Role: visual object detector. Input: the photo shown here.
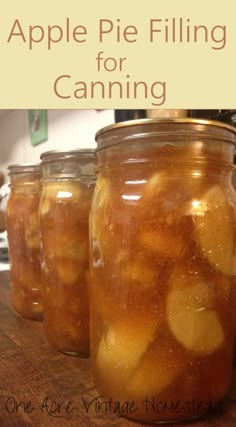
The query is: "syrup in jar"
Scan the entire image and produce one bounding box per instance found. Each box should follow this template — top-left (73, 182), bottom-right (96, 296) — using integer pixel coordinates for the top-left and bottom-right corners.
top-left (7, 164), bottom-right (43, 320)
top-left (40, 149), bottom-right (96, 356)
top-left (90, 119), bottom-right (236, 423)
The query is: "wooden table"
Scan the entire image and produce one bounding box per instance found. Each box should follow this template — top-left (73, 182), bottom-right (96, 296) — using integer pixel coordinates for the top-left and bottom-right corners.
top-left (1, 270), bottom-right (236, 427)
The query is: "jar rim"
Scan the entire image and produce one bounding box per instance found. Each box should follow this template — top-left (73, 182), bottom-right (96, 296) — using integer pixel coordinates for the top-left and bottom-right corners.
top-left (40, 148), bottom-right (96, 163)
top-left (8, 163), bottom-right (41, 175)
top-left (95, 118), bottom-right (236, 151)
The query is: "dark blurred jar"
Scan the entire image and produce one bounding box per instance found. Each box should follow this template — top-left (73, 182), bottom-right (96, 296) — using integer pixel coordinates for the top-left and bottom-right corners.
top-left (6, 164), bottom-right (43, 321)
top-left (189, 110), bottom-right (236, 127)
top-left (40, 149), bottom-right (96, 357)
top-left (114, 110), bottom-right (146, 123)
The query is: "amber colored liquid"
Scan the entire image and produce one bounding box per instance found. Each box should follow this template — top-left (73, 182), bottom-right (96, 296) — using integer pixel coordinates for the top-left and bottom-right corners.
top-left (90, 143), bottom-right (236, 423)
top-left (7, 183), bottom-right (43, 321)
top-left (40, 180), bottom-right (94, 356)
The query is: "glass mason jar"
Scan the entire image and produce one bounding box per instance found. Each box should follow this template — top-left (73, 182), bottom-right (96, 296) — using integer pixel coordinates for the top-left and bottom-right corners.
top-left (40, 149), bottom-right (96, 357)
top-left (6, 164), bottom-right (43, 321)
top-left (90, 119), bottom-right (236, 423)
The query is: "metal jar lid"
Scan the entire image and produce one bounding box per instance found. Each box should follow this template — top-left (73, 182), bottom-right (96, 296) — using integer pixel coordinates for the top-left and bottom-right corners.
top-left (8, 163), bottom-right (41, 175)
top-left (40, 149), bottom-right (96, 179)
top-left (40, 148), bottom-right (96, 163)
top-left (95, 118), bottom-right (236, 151)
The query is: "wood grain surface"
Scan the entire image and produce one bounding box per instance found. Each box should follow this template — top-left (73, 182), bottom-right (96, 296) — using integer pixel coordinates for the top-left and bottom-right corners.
top-left (0, 270), bottom-right (236, 427)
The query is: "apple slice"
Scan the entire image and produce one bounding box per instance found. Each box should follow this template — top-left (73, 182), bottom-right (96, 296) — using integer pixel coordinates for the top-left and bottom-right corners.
top-left (56, 259), bottom-right (82, 286)
top-left (193, 185), bottom-right (234, 276)
top-left (127, 341), bottom-right (182, 399)
top-left (96, 315), bottom-right (157, 389)
top-left (144, 171), bottom-right (168, 197)
top-left (121, 256), bottom-right (157, 290)
top-left (25, 211), bottom-right (40, 249)
top-left (40, 181), bottom-right (81, 215)
top-left (139, 227), bottom-right (185, 259)
top-left (167, 270), bottom-right (224, 354)
top-left (92, 176), bottom-right (110, 210)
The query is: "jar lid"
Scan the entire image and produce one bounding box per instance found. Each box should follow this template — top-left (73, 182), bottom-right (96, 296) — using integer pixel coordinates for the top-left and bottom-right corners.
top-left (8, 164), bottom-right (41, 175)
top-left (95, 118), bottom-right (236, 151)
top-left (40, 149), bottom-right (96, 179)
top-left (40, 148), bottom-right (96, 163)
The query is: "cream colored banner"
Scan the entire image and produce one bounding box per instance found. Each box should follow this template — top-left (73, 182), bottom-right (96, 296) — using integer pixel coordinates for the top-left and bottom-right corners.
top-left (0, 0), bottom-right (235, 108)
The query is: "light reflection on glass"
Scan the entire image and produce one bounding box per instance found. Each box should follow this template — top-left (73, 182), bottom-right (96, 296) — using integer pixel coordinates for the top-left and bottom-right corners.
top-left (57, 191), bottom-right (73, 198)
top-left (191, 199), bottom-right (207, 216)
top-left (192, 200), bottom-right (201, 209)
top-left (125, 180), bottom-right (147, 185)
top-left (192, 171), bottom-right (202, 177)
top-left (122, 195), bottom-right (142, 201)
